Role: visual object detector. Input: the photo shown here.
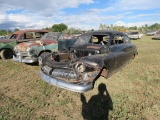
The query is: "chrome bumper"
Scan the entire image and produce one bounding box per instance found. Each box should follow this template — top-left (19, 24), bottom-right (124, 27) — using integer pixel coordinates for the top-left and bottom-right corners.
top-left (13, 53), bottom-right (38, 63)
top-left (39, 70), bottom-right (93, 93)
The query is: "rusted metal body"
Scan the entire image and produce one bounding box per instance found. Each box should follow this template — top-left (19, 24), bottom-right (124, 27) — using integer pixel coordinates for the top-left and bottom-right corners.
top-left (13, 32), bottom-right (76, 63)
top-left (0, 29), bottom-right (49, 59)
top-left (39, 31), bottom-right (138, 93)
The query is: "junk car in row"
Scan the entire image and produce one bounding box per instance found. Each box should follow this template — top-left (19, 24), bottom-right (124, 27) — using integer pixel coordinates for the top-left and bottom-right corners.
top-left (0, 29), bottom-right (49, 59)
top-left (39, 31), bottom-right (138, 93)
top-left (13, 32), bottom-right (77, 64)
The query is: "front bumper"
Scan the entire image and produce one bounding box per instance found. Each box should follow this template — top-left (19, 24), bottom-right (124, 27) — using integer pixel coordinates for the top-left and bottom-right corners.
top-left (39, 69), bottom-right (93, 93)
top-left (13, 53), bottom-right (38, 63)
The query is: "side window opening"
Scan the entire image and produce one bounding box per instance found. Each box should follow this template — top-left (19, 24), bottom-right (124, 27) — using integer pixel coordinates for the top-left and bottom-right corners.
top-left (35, 33), bottom-right (41, 38)
top-left (91, 35), bottom-right (110, 45)
top-left (25, 32), bottom-right (34, 39)
top-left (91, 36), bottom-right (99, 44)
top-left (111, 35), bottom-right (125, 45)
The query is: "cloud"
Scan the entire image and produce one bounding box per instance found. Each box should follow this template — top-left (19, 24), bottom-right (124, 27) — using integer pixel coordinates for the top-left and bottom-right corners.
top-left (127, 13), bottom-right (160, 19)
top-left (0, 0), bottom-right (94, 14)
top-left (0, 0), bottom-right (95, 30)
top-left (0, 21), bottom-right (26, 30)
top-left (85, 0), bottom-right (160, 14)
top-left (115, 0), bottom-right (160, 10)
top-left (0, 0), bottom-right (159, 30)
top-left (114, 20), bottom-right (160, 27)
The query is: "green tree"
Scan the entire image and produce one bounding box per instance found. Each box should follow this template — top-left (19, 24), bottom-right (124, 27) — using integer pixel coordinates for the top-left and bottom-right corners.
top-left (99, 23), bottom-right (109, 30)
top-left (63, 27), bottom-right (82, 34)
top-left (43, 27), bottom-right (52, 31)
top-left (0, 30), bottom-right (13, 35)
top-left (128, 26), bottom-right (137, 30)
top-left (52, 23), bottom-right (68, 32)
top-left (148, 23), bottom-right (160, 30)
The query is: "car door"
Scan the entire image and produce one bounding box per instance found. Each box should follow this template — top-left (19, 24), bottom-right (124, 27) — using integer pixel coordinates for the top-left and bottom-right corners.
top-left (123, 35), bottom-right (136, 62)
top-left (109, 34), bottom-right (128, 71)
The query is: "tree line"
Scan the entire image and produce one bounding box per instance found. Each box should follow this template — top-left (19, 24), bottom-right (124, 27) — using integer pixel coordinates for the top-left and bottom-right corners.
top-left (99, 23), bottom-right (160, 32)
top-left (0, 23), bottom-right (160, 36)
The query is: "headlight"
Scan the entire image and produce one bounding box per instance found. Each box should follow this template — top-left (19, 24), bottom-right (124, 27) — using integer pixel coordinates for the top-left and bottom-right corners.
top-left (75, 62), bottom-right (85, 73)
top-left (26, 47), bottom-right (31, 52)
top-left (14, 46), bottom-right (18, 53)
top-left (26, 47), bottom-right (35, 56)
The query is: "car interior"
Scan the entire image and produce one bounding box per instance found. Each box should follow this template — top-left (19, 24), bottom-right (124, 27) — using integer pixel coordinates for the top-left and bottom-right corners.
top-left (91, 34), bottom-right (125, 45)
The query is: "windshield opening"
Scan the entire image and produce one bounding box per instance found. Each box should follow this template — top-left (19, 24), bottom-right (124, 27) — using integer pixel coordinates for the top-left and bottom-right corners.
top-left (74, 34), bottom-right (110, 46)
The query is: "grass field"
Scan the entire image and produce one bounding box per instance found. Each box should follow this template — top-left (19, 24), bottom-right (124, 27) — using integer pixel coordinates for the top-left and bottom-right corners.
top-left (0, 35), bottom-right (160, 120)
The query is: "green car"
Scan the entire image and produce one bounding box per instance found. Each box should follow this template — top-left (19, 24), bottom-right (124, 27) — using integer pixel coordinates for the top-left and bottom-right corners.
top-left (0, 29), bottom-right (49, 59)
top-left (13, 32), bottom-right (77, 64)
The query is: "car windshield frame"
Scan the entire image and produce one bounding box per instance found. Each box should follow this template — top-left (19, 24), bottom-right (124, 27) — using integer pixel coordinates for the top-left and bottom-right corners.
top-left (40, 32), bottom-right (62, 40)
top-left (73, 33), bottom-right (111, 46)
top-left (73, 35), bottom-right (91, 45)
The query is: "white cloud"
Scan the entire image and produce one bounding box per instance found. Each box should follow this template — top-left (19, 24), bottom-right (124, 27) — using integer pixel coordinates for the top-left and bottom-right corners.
top-left (114, 21), bottom-right (160, 27)
top-left (0, 0), bottom-right (159, 30)
top-left (0, 0), bottom-right (94, 14)
top-left (127, 13), bottom-right (160, 19)
top-left (115, 0), bottom-right (160, 10)
top-left (0, 14), bottom-right (6, 23)
top-left (8, 14), bottom-right (30, 23)
top-left (86, 0), bottom-right (160, 14)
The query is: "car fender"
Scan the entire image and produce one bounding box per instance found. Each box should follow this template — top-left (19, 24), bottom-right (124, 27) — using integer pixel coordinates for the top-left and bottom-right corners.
top-left (31, 42), bottom-right (58, 56)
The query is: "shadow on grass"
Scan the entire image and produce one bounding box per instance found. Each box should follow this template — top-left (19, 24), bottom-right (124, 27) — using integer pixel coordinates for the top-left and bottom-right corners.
top-left (152, 38), bottom-right (160, 40)
top-left (25, 62), bottom-right (39, 66)
top-left (81, 83), bottom-right (113, 120)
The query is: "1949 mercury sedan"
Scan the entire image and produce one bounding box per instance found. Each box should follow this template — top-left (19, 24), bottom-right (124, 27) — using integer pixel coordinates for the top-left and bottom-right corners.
top-left (39, 31), bottom-right (138, 93)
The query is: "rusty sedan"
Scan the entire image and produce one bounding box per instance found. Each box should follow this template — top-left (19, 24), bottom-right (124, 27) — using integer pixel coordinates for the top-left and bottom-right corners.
top-left (39, 31), bottom-right (138, 93)
top-left (0, 29), bottom-right (49, 59)
top-left (13, 32), bottom-right (76, 64)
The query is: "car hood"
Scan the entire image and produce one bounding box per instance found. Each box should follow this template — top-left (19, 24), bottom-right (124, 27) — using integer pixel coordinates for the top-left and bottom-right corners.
top-left (16, 40), bottom-right (57, 52)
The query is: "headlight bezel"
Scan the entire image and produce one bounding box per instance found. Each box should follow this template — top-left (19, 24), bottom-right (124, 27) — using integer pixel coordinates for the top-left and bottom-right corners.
top-left (75, 62), bottom-right (86, 73)
top-left (26, 47), bottom-right (35, 56)
top-left (13, 46), bottom-right (18, 53)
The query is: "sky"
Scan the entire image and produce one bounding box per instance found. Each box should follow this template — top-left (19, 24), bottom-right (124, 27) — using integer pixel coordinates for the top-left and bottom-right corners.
top-left (0, 0), bottom-right (160, 30)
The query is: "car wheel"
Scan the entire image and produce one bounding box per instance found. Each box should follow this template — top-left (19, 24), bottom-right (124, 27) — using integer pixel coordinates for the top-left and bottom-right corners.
top-left (0, 49), bottom-right (13, 59)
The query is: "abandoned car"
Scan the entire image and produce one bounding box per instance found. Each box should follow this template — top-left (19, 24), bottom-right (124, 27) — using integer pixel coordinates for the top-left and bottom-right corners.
top-left (0, 29), bottom-right (49, 59)
top-left (152, 31), bottom-right (160, 40)
top-left (127, 32), bottom-right (143, 39)
top-left (13, 32), bottom-right (76, 63)
top-left (146, 31), bottom-right (157, 36)
top-left (39, 31), bottom-right (138, 93)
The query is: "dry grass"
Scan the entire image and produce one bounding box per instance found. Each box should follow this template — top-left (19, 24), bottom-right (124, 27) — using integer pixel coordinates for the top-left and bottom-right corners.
top-left (0, 35), bottom-right (160, 120)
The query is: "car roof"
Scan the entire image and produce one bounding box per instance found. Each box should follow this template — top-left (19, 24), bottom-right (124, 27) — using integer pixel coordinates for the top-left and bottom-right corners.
top-left (13, 29), bottom-right (50, 34)
top-left (81, 30), bottom-right (125, 36)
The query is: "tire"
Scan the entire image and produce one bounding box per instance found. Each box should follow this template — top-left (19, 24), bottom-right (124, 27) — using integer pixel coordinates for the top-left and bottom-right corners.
top-left (0, 49), bottom-right (13, 59)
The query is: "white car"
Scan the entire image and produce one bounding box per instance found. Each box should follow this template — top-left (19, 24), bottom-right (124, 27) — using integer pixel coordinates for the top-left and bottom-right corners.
top-left (146, 31), bottom-right (157, 36)
top-left (128, 32), bottom-right (143, 40)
